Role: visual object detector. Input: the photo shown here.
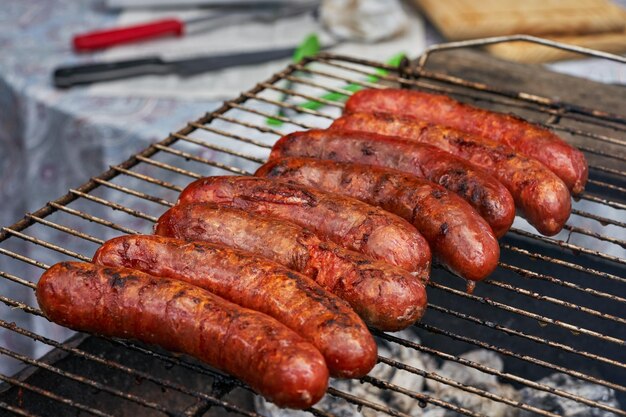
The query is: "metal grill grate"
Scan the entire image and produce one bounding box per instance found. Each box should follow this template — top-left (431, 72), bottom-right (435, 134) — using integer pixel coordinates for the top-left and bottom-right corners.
top-left (0, 37), bottom-right (624, 417)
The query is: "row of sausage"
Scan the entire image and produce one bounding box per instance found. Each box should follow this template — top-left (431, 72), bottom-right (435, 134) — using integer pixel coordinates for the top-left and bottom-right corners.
top-left (36, 88), bottom-right (588, 410)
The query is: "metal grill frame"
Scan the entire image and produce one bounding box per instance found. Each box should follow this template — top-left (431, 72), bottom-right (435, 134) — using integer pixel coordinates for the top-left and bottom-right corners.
top-left (0, 36), bottom-right (624, 417)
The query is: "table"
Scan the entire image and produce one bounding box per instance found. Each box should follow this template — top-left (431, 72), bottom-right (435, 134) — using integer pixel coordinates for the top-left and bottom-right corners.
top-left (2, 0), bottom-right (625, 228)
top-left (0, 0), bottom-right (224, 228)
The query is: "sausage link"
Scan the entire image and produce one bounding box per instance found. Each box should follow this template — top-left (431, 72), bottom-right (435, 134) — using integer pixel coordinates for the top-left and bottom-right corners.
top-left (257, 157), bottom-right (499, 281)
top-left (270, 129), bottom-right (515, 238)
top-left (333, 112), bottom-right (572, 236)
top-left (93, 234), bottom-right (377, 378)
top-left (155, 203), bottom-right (427, 331)
top-left (345, 89), bottom-right (588, 195)
top-left (176, 176), bottom-right (431, 274)
top-left (37, 262), bottom-right (328, 409)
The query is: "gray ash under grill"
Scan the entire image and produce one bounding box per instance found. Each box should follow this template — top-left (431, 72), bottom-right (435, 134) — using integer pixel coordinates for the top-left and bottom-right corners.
top-left (0, 37), bottom-right (624, 417)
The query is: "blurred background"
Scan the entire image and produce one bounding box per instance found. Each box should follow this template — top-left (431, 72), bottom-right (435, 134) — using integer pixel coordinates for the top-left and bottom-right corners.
top-left (1, 0), bottom-right (626, 227)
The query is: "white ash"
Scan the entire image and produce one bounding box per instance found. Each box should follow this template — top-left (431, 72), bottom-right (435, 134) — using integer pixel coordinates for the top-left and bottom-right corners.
top-left (518, 373), bottom-right (621, 417)
top-left (426, 349), bottom-right (504, 391)
top-left (372, 329), bottom-right (426, 415)
top-left (255, 345), bottom-right (518, 417)
top-left (423, 349), bottom-right (520, 417)
top-left (255, 329), bottom-right (430, 417)
top-left (255, 344), bottom-right (618, 417)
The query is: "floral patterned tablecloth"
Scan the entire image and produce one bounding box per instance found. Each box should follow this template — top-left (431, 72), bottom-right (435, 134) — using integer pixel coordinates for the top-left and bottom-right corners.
top-left (0, 0), bottom-right (226, 229)
top-left (0, 0), bottom-right (226, 374)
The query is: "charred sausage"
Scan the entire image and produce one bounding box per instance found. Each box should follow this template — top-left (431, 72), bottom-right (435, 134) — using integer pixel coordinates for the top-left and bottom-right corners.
top-left (37, 262), bottom-right (329, 409)
top-left (93, 234), bottom-right (377, 378)
top-left (344, 89), bottom-right (588, 195)
top-left (155, 203), bottom-right (427, 331)
top-left (257, 157), bottom-right (499, 281)
top-left (269, 129), bottom-right (515, 238)
top-left (332, 112), bottom-right (572, 236)
top-left (176, 176), bottom-right (431, 274)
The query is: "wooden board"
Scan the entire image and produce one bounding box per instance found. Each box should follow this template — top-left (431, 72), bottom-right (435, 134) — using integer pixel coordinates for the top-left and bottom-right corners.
top-left (419, 48), bottom-right (626, 114)
top-left (414, 0), bottom-right (625, 40)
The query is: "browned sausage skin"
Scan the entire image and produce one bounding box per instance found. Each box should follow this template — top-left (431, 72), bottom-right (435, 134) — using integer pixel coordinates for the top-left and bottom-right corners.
top-left (270, 129), bottom-right (515, 238)
top-left (344, 89), bottom-right (588, 195)
top-left (332, 112), bottom-right (572, 236)
top-left (257, 158), bottom-right (499, 281)
top-left (176, 176), bottom-right (431, 274)
top-left (155, 203), bottom-right (427, 331)
top-left (93, 234), bottom-right (377, 378)
top-left (37, 262), bottom-right (329, 409)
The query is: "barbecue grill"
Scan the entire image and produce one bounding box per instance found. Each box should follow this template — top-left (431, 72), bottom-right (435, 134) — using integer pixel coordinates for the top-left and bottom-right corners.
top-left (0, 36), bottom-right (624, 417)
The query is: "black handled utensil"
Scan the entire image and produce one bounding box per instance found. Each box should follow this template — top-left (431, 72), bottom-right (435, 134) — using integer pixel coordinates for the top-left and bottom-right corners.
top-left (53, 46), bottom-right (298, 88)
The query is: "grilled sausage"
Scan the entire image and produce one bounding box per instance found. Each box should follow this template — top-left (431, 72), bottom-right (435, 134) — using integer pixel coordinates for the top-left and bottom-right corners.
top-left (37, 262), bottom-right (328, 409)
top-left (269, 129), bottom-right (515, 238)
top-left (344, 89), bottom-right (588, 195)
top-left (93, 235), bottom-right (377, 378)
top-left (176, 176), bottom-right (431, 274)
top-left (155, 203), bottom-right (427, 331)
top-left (332, 112), bottom-right (572, 236)
top-left (257, 158), bottom-right (499, 281)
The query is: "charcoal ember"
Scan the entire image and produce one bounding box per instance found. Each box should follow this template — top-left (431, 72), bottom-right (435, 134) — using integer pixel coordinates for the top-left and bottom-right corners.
top-left (426, 349), bottom-right (504, 390)
top-left (421, 352), bottom-right (439, 374)
top-left (518, 373), bottom-right (620, 417)
top-left (372, 329), bottom-right (426, 415)
top-left (256, 383), bottom-right (364, 417)
top-left (255, 330), bottom-right (428, 416)
top-left (424, 349), bottom-right (519, 417)
top-left (421, 383), bottom-right (519, 417)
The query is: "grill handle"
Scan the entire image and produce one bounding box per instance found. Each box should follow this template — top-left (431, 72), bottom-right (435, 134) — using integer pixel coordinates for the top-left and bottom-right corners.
top-left (416, 34), bottom-right (626, 70)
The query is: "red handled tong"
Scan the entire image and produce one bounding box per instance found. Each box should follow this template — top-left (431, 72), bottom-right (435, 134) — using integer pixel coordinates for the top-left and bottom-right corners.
top-left (73, 2), bottom-right (319, 52)
top-left (73, 18), bottom-right (186, 51)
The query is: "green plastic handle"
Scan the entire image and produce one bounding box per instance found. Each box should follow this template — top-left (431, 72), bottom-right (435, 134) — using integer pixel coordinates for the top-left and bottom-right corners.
top-left (292, 34), bottom-right (321, 63)
top-left (266, 34), bottom-right (321, 126)
top-left (299, 52), bottom-right (406, 112)
top-left (267, 52), bottom-right (406, 126)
